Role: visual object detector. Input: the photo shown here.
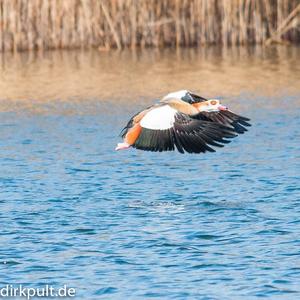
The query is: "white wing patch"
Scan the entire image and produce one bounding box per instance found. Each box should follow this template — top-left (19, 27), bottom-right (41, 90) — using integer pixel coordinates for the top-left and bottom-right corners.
top-left (140, 105), bottom-right (177, 130)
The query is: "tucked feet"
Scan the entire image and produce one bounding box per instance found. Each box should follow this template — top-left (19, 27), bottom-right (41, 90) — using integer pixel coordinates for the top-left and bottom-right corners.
top-left (115, 142), bottom-right (131, 151)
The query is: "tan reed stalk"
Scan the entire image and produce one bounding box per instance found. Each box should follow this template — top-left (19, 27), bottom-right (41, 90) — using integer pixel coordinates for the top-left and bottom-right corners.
top-left (0, 0), bottom-right (299, 52)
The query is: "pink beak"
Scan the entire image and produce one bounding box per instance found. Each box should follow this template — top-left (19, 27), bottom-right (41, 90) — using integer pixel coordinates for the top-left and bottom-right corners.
top-left (218, 105), bottom-right (228, 111)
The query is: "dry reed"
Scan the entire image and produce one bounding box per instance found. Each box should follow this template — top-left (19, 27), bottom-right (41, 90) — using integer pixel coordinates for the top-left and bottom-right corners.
top-left (0, 0), bottom-right (299, 52)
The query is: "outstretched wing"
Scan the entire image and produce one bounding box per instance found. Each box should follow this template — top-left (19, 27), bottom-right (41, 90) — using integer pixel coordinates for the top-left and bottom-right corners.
top-left (193, 110), bottom-right (251, 134)
top-left (132, 105), bottom-right (237, 153)
top-left (120, 105), bottom-right (154, 138)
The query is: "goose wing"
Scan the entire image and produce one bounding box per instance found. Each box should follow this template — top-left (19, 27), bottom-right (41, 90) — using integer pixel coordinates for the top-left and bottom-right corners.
top-left (120, 105), bottom-right (153, 138)
top-left (193, 110), bottom-right (251, 134)
top-left (131, 104), bottom-right (237, 153)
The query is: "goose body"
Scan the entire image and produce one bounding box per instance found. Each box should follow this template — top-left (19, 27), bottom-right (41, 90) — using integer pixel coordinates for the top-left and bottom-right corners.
top-left (116, 90), bottom-right (251, 153)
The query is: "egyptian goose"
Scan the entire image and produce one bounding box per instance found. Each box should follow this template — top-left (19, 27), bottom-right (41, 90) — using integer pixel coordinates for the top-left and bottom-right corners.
top-left (116, 90), bottom-right (250, 153)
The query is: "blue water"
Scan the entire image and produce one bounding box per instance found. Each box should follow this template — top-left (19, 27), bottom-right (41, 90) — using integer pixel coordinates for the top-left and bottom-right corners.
top-left (0, 93), bottom-right (299, 299)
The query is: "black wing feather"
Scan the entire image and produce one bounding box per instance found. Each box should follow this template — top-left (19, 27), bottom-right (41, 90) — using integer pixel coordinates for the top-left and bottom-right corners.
top-left (133, 112), bottom-right (237, 153)
top-left (133, 128), bottom-right (175, 152)
top-left (194, 110), bottom-right (251, 134)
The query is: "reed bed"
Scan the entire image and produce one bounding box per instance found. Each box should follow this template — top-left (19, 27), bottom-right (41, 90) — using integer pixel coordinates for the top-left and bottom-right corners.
top-left (0, 0), bottom-right (299, 52)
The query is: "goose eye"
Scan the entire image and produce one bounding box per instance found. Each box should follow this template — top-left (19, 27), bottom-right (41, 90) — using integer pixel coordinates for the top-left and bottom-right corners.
top-left (210, 100), bottom-right (217, 105)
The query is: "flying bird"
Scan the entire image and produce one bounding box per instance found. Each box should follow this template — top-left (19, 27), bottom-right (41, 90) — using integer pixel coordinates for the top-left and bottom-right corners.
top-left (116, 90), bottom-right (251, 153)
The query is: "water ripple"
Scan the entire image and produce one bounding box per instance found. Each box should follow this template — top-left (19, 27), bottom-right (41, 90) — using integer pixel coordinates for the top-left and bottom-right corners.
top-left (0, 94), bottom-right (300, 298)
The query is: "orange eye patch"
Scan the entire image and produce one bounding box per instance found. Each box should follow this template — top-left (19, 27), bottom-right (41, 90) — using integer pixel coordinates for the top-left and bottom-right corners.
top-left (210, 100), bottom-right (217, 105)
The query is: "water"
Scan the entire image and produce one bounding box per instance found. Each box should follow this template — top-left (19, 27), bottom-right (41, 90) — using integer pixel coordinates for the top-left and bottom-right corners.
top-left (0, 47), bottom-right (300, 299)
